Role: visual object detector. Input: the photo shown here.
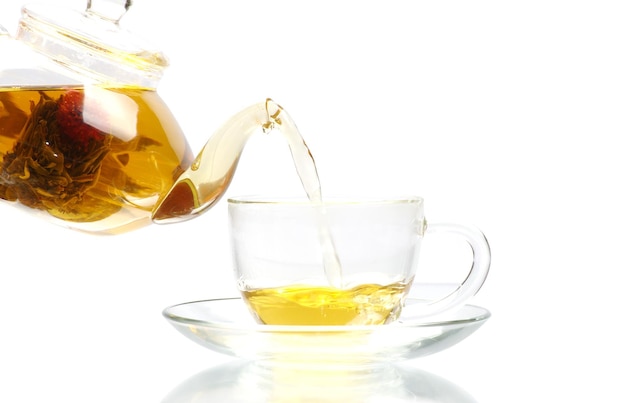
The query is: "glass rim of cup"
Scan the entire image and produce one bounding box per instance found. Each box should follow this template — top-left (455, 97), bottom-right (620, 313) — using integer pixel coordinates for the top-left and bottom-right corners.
top-left (227, 195), bottom-right (424, 206)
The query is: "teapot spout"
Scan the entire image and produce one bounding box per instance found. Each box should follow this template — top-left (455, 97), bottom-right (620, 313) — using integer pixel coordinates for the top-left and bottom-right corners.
top-left (151, 99), bottom-right (283, 224)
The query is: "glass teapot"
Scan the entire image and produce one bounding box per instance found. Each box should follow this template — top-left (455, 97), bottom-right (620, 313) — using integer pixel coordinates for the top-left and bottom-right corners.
top-left (0, 1), bottom-right (302, 234)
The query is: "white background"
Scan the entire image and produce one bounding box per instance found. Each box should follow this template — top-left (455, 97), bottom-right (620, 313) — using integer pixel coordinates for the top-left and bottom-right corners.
top-left (1, 0), bottom-right (625, 401)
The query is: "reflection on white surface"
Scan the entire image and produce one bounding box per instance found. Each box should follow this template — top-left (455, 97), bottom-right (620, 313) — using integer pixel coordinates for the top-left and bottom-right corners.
top-left (162, 360), bottom-right (478, 403)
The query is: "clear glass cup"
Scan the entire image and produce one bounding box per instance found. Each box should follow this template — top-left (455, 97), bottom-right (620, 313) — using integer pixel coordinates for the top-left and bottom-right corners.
top-left (228, 196), bottom-right (490, 325)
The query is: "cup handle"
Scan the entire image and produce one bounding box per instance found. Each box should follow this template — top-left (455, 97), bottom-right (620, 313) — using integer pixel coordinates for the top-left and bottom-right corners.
top-left (406, 222), bottom-right (491, 319)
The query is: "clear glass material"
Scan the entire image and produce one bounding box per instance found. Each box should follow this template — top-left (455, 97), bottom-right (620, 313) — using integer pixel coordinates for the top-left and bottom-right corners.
top-left (228, 197), bottom-right (491, 324)
top-left (162, 297), bottom-right (490, 365)
top-left (17, 1), bottom-right (167, 87)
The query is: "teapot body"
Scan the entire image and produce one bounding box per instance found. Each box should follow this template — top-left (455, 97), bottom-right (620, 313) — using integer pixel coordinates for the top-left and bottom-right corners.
top-left (0, 4), bottom-right (193, 234)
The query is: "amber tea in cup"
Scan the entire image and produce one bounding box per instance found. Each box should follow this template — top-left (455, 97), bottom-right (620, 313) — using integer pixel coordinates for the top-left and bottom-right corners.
top-left (228, 196), bottom-right (490, 326)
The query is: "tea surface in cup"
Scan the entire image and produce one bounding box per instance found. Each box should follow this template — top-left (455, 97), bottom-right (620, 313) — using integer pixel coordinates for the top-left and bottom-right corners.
top-left (241, 280), bottom-right (413, 326)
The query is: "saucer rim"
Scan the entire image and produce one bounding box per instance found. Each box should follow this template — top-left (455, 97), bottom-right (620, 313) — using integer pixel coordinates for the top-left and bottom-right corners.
top-left (162, 297), bottom-right (491, 332)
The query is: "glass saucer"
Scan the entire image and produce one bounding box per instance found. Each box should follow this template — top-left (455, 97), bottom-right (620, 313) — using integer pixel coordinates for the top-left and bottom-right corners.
top-left (163, 298), bottom-right (490, 365)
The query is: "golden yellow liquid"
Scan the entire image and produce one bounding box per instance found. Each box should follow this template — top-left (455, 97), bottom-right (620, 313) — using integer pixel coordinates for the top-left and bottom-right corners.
top-left (241, 280), bottom-right (412, 326)
top-left (0, 86), bottom-right (193, 233)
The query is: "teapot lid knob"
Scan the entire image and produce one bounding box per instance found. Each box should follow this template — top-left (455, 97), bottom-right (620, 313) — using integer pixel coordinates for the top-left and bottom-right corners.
top-left (86, 0), bottom-right (132, 24)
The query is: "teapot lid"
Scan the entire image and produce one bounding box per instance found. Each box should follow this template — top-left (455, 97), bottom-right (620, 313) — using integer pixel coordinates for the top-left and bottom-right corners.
top-left (16, 0), bottom-right (168, 88)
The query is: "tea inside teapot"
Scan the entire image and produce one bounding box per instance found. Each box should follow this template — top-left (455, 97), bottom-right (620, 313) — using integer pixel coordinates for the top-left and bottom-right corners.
top-left (0, 85), bottom-right (192, 233)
